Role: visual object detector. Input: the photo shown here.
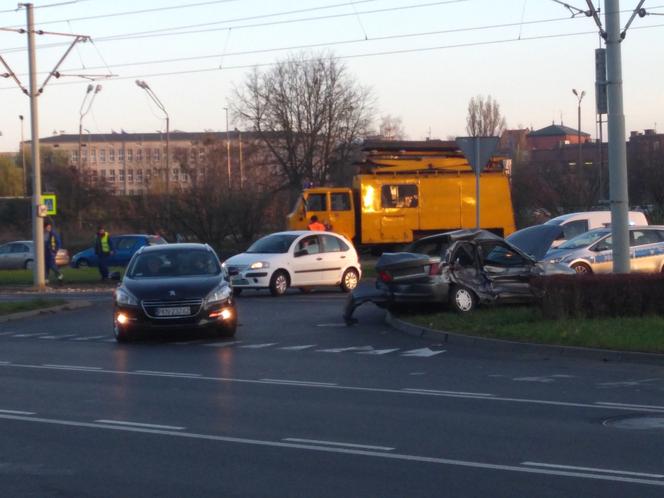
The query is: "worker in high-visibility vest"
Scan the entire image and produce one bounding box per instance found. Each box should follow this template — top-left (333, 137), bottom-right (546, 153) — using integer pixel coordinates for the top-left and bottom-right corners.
top-left (94, 225), bottom-right (114, 280)
top-left (44, 221), bottom-right (64, 285)
top-left (307, 215), bottom-right (326, 231)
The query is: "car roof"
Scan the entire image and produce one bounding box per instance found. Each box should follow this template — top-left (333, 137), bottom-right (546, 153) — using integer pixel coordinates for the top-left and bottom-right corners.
top-left (113, 234), bottom-right (162, 238)
top-left (413, 229), bottom-right (503, 244)
top-left (139, 243), bottom-right (211, 253)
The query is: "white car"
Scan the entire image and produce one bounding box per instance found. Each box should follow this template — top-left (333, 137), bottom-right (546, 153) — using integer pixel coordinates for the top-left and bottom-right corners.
top-left (223, 231), bottom-right (361, 296)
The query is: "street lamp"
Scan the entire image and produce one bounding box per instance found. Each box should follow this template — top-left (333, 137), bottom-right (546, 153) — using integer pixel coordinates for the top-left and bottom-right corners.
top-left (572, 88), bottom-right (586, 168)
top-left (224, 106), bottom-right (231, 188)
top-left (78, 83), bottom-right (102, 171)
top-left (136, 80), bottom-right (170, 230)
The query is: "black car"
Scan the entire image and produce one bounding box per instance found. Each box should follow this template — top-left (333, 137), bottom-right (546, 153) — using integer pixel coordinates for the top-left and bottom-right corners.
top-left (113, 243), bottom-right (237, 342)
top-left (344, 229), bottom-right (573, 322)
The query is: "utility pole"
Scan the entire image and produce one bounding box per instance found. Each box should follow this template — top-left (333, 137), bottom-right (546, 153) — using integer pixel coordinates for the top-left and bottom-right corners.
top-left (224, 107), bottom-right (231, 188)
top-left (572, 89), bottom-right (585, 169)
top-left (19, 115), bottom-right (27, 196)
top-left (238, 130), bottom-right (244, 189)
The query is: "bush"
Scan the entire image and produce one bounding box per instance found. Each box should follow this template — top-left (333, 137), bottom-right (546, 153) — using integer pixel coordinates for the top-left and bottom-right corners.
top-left (533, 274), bottom-right (664, 319)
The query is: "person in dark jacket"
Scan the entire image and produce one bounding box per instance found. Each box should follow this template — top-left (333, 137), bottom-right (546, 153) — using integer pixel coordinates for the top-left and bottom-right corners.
top-left (94, 225), bottom-right (114, 280)
top-left (44, 222), bottom-right (63, 285)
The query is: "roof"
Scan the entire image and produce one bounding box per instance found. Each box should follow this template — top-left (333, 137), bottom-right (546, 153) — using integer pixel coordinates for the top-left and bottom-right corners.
top-left (35, 131), bottom-right (263, 145)
top-left (528, 124), bottom-right (590, 138)
top-left (362, 139), bottom-right (460, 153)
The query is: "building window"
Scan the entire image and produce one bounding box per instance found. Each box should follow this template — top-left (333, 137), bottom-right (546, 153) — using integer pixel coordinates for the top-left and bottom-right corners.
top-left (153, 149), bottom-right (161, 161)
top-left (171, 168), bottom-right (178, 181)
top-left (109, 169), bottom-right (115, 182)
top-left (128, 169), bottom-right (134, 183)
top-left (381, 184), bottom-right (419, 208)
top-left (136, 169), bottom-right (143, 183)
top-left (90, 149), bottom-right (97, 162)
top-left (136, 149), bottom-right (143, 161)
top-left (119, 148), bottom-right (125, 161)
top-left (119, 170), bottom-right (125, 182)
top-left (127, 149), bottom-right (133, 161)
top-left (100, 170), bottom-right (106, 179)
top-left (99, 149), bottom-right (106, 162)
top-left (71, 151), bottom-right (79, 162)
top-left (109, 148), bottom-right (115, 162)
top-left (81, 149), bottom-right (87, 160)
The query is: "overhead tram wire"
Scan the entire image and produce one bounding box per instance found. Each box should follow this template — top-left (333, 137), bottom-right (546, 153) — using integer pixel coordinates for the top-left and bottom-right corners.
top-left (6, 21), bottom-right (664, 93)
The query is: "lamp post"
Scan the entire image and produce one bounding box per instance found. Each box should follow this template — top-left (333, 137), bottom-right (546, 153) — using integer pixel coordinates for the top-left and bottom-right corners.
top-left (78, 84), bottom-right (101, 172)
top-left (136, 80), bottom-right (170, 230)
top-left (224, 106), bottom-right (231, 188)
top-left (19, 115), bottom-right (27, 196)
top-left (572, 89), bottom-right (586, 169)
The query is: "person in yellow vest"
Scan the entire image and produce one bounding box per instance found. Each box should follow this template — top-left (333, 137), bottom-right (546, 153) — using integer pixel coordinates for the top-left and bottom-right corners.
top-left (307, 215), bottom-right (326, 231)
top-left (94, 225), bottom-right (114, 280)
top-left (44, 222), bottom-right (64, 285)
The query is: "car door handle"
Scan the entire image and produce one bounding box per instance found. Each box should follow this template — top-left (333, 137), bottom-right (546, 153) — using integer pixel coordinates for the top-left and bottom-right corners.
top-left (316, 257), bottom-right (323, 261)
top-left (340, 255), bottom-right (346, 259)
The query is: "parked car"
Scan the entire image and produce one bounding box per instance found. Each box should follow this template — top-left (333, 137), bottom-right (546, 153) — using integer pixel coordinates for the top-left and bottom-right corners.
top-left (113, 243), bottom-right (236, 342)
top-left (0, 240), bottom-right (69, 270)
top-left (344, 229), bottom-right (573, 321)
top-left (71, 234), bottom-right (167, 268)
top-left (507, 210), bottom-right (649, 260)
top-left (545, 225), bottom-right (664, 274)
top-left (223, 231), bottom-right (361, 296)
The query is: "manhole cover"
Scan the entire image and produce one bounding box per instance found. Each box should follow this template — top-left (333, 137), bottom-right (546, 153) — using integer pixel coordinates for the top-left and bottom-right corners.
top-left (604, 415), bottom-right (664, 430)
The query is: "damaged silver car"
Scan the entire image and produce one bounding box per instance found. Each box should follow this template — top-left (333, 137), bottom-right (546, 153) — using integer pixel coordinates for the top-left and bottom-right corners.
top-left (344, 229), bottom-right (573, 323)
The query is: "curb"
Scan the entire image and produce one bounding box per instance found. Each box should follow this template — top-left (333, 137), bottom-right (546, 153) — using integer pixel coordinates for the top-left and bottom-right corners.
top-left (0, 300), bottom-right (93, 323)
top-left (385, 312), bottom-right (664, 365)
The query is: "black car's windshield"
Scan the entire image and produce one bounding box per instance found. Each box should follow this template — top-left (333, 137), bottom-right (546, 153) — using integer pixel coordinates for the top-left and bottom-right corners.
top-left (127, 249), bottom-right (220, 278)
top-left (246, 234), bottom-right (298, 254)
top-left (558, 229), bottom-right (609, 250)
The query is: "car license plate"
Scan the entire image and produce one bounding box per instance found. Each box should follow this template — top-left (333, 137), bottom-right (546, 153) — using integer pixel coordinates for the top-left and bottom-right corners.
top-left (155, 306), bottom-right (190, 317)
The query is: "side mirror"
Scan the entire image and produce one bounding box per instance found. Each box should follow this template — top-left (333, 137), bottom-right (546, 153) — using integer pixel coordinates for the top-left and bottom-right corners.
top-left (294, 249), bottom-right (308, 258)
top-left (110, 271), bottom-right (122, 281)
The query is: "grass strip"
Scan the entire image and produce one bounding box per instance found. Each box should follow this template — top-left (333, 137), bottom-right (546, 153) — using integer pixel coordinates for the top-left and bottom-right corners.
top-left (405, 306), bottom-right (664, 354)
top-left (0, 299), bottom-right (67, 316)
top-left (0, 267), bottom-right (123, 286)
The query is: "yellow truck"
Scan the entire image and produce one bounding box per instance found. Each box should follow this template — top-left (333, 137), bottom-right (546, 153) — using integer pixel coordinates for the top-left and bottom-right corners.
top-left (287, 141), bottom-right (516, 246)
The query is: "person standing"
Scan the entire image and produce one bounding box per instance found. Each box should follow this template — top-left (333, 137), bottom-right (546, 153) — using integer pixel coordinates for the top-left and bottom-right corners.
top-left (44, 222), bottom-right (64, 285)
top-left (94, 225), bottom-right (114, 280)
top-left (307, 215), bottom-right (326, 231)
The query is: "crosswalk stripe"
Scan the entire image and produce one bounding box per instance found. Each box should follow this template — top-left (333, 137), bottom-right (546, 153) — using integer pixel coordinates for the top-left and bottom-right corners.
top-left (357, 348), bottom-right (400, 355)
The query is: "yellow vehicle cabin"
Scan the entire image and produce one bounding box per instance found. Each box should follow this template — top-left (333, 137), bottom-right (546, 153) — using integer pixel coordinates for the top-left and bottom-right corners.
top-left (287, 140), bottom-right (516, 246)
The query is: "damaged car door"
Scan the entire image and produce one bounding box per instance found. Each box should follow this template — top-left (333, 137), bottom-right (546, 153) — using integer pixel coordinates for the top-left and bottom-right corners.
top-left (478, 241), bottom-right (535, 302)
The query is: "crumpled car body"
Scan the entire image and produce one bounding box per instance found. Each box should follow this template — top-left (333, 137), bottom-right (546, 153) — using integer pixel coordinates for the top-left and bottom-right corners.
top-left (344, 229), bottom-right (573, 323)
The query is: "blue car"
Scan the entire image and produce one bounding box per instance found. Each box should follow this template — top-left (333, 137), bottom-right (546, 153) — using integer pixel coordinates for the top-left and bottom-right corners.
top-left (70, 234), bottom-right (168, 268)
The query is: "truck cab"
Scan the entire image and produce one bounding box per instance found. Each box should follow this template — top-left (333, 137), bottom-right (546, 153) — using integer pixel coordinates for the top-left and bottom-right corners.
top-left (287, 188), bottom-right (356, 243)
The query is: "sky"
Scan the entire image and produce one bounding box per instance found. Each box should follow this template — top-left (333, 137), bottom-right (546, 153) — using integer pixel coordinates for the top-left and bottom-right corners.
top-left (0, 0), bottom-right (663, 152)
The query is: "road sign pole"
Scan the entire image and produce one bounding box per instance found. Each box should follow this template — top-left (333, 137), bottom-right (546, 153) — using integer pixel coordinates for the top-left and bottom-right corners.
top-left (475, 137), bottom-right (480, 229)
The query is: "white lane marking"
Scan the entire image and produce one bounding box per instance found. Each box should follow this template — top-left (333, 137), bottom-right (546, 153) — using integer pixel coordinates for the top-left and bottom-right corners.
top-left (0, 409), bottom-right (35, 415)
top-left (71, 335), bottom-right (106, 341)
top-left (38, 335), bottom-right (57, 340)
top-left (357, 348), bottom-right (400, 355)
top-left (596, 401), bottom-right (664, 412)
top-left (0, 331), bottom-right (17, 336)
top-left (95, 419), bottom-right (185, 431)
top-left (316, 323), bottom-right (347, 327)
top-left (204, 341), bottom-right (241, 347)
top-left (279, 344), bottom-right (317, 351)
top-left (134, 370), bottom-right (201, 378)
top-left (0, 361), bottom-right (11, 365)
top-left (513, 376), bottom-right (556, 383)
top-left (261, 378), bottom-right (337, 387)
top-left (0, 413), bottom-right (662, 488)
top-left (6, 362), bottom-right (664, 416)
top-left (42, 364), bottom-right (102, 371)
top-left (317, 346), bottom-right (374, 353)
top-left (403, 388), bottom-right (494, 398)
top-left (283, 438), bottom-right (394, 451)
top-left (522, 462), bottom-right (664, 479)
top-left (401, 348), bottom-right (446, 357)
top-left (239, 343), bottom-right (277, 349)
top-left (12, 333), bottom-right (41, 338)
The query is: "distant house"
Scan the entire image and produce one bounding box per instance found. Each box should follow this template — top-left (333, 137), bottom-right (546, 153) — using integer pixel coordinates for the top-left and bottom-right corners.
top-left (527, 123), bottom-right (591, 150)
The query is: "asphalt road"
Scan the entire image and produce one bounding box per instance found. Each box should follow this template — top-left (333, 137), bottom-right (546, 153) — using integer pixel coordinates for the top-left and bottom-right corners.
top-left (0, 286), bottom-right (663, 497)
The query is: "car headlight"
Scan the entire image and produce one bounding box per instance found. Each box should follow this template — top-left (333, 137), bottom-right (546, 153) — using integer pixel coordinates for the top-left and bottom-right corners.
top-left (116, 287), bottom-right (139, 306)
top-left (249, 261), bottom-right (269, 270)
top-left (205, 284), bottom-right (232, 308)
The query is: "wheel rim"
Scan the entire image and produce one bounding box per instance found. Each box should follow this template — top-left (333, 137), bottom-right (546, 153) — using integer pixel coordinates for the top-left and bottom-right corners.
top-left (573, 264), bottom-right (589, 274)
top-left (275, 274), bottom-right (288, 294)
top-left (344, 270), bottom-right (358, 290)
top-left (25, 260), bottom-right (34, 270)
top-left (455, 289), bottom-right (473, 312)
top-left (78, 260), bottom-right (88, 268)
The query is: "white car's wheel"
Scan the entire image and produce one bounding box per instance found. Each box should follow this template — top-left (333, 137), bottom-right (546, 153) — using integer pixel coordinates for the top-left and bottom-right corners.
top-left (340, 268), bottom-right (359, 293)
top-left (24, 259), bottom-right (34, 270)
top-left (269, 271), bottom-right (289, 296)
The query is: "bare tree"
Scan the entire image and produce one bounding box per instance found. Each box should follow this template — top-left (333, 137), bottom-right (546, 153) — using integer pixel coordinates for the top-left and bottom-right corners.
top-left (465, 94), bottom-right (506, 137)
top-left (232, 52), bottom-right (374, 195)
top-left (378, 114), bottom-right (406, 140)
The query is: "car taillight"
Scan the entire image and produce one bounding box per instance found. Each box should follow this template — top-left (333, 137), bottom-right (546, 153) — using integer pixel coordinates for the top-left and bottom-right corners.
top-left (428, 262), bottom-right (441, 275)
top-left (378, 270), bottom-right (392, 283)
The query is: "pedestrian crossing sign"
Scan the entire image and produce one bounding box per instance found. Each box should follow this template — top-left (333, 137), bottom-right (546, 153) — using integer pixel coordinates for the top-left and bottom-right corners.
top-left (41, 194), bottom-right (57, 215)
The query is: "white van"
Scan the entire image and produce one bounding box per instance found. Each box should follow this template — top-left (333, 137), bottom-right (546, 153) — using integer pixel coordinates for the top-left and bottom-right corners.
top-left (544, 210), bottom-right (648, 247)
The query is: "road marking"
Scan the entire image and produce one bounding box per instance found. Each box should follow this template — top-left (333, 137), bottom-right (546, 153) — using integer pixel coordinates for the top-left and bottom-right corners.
top-left (0, 409), bottom-right (35, 415)
top-left (0, 412), bottom-right (661, 488)
top-left (279, 345), bottom-right (317, 351)
top-left (316, 323), bottom-right (347, 327)
top-left (95, 419), bottom-right (185, 431)
top-left (11, 333), bottom-right (42, 338)
top-left (0, 361), bottom-right (11, 365)
top-left (204, 341), bottom-right (241, 347)
top-left (401, 348), bottom-right (446, 357)
top-left (403, 388), bottom-right (494, 398)
top-left (596, 401), bottom-right (664, 412)
top-left (240, 343), bottom-right (277, 349)
top-left (0, 331), bottom-right (17, 336)
top-left (71, 335), bottom-right (106, 341)
top-left (357, 348), bottom-right (400, 355)
top-left (283, 438), bottom-right (394, 451)
top-left (261, 378), bottom-right (338, 387)
top-left (38, 335), bottom-right (57, 340)
top-left (522, 461), bottom-right (664, 479)
top-left (42, 364), bottom-right (103, 371)
top-left (134, 370), bottom-right (201, 378)
top-left (317, 346), bottom-right (374, 353)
